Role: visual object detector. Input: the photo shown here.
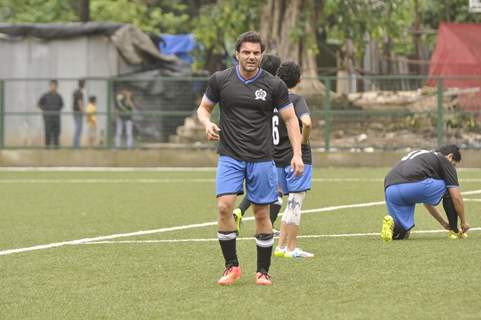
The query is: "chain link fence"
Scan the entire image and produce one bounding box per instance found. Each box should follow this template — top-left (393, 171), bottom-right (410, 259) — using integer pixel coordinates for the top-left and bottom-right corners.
top-left (0, 76), bottom-right (480, 150)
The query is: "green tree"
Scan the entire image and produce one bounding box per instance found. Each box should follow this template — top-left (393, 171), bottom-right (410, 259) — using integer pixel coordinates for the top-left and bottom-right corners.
top-left (0, 0), bottom-right (76, 22)
top-left (90, 0), bottom-right (191, 34)
top-left (192, 0), bottom-right (261, 71)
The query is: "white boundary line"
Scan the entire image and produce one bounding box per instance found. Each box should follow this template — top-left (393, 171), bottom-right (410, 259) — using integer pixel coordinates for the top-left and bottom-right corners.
top-left (84, 227), bottom-right (481, 244)
top-left (2, 178), bottom-right (481, 184)
top-left (0, 167), bottom-right (480, 172)
top-left (0, 167), bottom-right (217, 172)
top-left (1, 189), bottom-right (481, 257)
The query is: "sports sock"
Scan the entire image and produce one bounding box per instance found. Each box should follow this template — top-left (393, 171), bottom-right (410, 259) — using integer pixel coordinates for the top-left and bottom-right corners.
top-left (393, 223), bottom-right (410, 240)
top-left (269, 203), bottom-right (281, 225)
top-left (255, 233), bottom-right (274, 273)
top-left (443, 194), bottom-right (459, 233)
top-left (238, 197), bottom-right (251, 216)
top-left (269, 192), bottom-right (283, 225)
top-left (217, 231), bottom-right (239, 267)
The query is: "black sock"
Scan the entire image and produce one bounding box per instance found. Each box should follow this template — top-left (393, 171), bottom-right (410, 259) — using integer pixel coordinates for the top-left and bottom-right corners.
top-left (393, 223), bottom-right (410, 240)
top-left (443, 194), bottom-right (459, 233)
top-left (255, 233), bottom-right (274, 273)
top-left (269, 192), bottom-right (283, 225)
top-left (270, 203), bottom-right (281, 226)
top-left (238, 197), bottom-right (251, 216)
top-left (217, 231), bottom-right (239, 267)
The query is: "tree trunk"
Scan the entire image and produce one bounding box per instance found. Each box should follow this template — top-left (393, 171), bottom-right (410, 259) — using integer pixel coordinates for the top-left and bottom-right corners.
top-left (72, 0), bottom-right (90, 22)
top-left (260, 0), bottom-right (327, 103)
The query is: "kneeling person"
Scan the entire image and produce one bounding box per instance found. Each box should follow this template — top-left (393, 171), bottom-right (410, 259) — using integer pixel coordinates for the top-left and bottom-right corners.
top-left (381, 145), bottom-right (469, 241)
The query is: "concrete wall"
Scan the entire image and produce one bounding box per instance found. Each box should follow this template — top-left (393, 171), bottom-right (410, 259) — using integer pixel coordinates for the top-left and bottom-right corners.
top-left (1, 149), bottom-right (480, 168)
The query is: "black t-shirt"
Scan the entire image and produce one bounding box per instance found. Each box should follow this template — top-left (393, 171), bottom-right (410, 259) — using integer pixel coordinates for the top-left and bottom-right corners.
top-left (72, 88), bottom-right (84, 112)
top-left (273, 92), bottom-right (312, 167)
top-left (38, 92), bottom-right (64, 114)
top-left (384, 150), bottom-right (459, 189)
top-left (204, 66), bottom-right (291, 161)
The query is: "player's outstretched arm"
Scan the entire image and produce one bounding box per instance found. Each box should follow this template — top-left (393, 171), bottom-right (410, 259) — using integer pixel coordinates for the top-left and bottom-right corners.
top-left (197, 97), bottom-right (220, 141)
top-left (279, 105), bottom-right (304, 176)
top-left (423, 204), bottom-right (450, 230)
top-left (448, 187), bottom-right (469, 233)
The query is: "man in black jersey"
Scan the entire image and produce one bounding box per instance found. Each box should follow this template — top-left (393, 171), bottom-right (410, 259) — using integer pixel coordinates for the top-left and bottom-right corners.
top-left (381, 145), bottom-right (469, 241)
top-left (197, 32), bottom-right (304, 286)
top-left (234, 62), bottom-right (314, 258)
top-left (233, 54), bottom-right (284, 234)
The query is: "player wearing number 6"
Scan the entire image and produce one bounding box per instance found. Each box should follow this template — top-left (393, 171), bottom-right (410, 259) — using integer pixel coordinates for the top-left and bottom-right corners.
top-left (272, 62), bottom-right (314, 259)
top-left (381, 145), bottom-right (470, 241)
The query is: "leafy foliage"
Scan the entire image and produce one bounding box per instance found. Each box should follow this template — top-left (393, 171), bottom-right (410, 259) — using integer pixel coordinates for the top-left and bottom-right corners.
top-left (192, 0), bottom-right (261, 55)
top-left (0, 0), bottom-right (77, 22)
top-left (2, 0), bottom-right (481, 71)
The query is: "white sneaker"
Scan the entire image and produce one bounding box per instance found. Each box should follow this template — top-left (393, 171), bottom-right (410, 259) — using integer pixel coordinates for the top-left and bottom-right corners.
top-left (284, 248), bottom-right (314, 259)
top-left (273, 246), bottom-right (286, 257)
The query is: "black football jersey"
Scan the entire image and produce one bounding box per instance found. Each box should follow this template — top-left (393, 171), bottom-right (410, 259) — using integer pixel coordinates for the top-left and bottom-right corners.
top-left (204, 66), bottom-right (291, 161)
top-left (384, 150), bottom-right (459, 189)
top-left (272, 93), bottom-right (312, 167)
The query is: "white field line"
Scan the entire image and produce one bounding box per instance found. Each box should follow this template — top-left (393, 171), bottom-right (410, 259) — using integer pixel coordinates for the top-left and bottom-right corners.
top-left (0, 167), bottom-right (480, 172)
top-left (2, 178), bottom-right (481, 184)
top-left (1, 189), bottom-right (481, 257)
top-left (0, 167), bottom-right (217, 172)
top-left (84, 227), bottom-right (481, 244)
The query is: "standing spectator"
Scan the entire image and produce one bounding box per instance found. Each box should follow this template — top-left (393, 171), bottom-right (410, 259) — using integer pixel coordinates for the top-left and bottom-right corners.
top-left (38, 80), bottom-right (63, 148)
top-left (85, 95), bottom-right (97, 147)
top-left (115, 88), bottom-right (135, 148)
top-left (72, 79), bottom-right (86, 148)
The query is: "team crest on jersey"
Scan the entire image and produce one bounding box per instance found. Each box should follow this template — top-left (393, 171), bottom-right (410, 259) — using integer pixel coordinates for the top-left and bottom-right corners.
top-left (254, 89), bottom-right (267, 101)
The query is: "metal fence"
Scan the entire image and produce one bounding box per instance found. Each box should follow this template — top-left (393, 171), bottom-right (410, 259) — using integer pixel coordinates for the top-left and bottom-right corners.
top-left (0, 76), bottom-right (480, 150)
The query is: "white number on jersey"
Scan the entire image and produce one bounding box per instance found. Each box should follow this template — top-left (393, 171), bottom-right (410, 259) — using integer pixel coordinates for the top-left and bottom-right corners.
top-left (272, 115), bottom-right (280, 145)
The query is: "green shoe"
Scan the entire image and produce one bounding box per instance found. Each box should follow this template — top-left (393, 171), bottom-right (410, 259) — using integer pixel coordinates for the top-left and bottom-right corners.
top-left (380, 215), bottom-right (394, 242)
top-left (273, 246), bottom-right (286, 257)
top-left (233, 208), bottom-right (243, 234)
top-left (448, 231), bottom-right (468, 239)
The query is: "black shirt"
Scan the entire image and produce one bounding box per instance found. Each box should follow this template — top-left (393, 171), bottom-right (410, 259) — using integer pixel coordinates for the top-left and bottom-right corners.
top-left (38, 92), bottom-right (63, 114)
top-left (204, 66), bottom-right (291, 162)
top-left (273, 92), bottom-right (312, 167)
top-left (72, 88), bottom-right (84, 112)
top-left (384, 150), bottom-right (459, 189)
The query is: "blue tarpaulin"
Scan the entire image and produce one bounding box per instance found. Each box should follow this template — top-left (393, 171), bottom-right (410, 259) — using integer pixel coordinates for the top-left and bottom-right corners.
top-left (159, 34), bottom-right (196, 64)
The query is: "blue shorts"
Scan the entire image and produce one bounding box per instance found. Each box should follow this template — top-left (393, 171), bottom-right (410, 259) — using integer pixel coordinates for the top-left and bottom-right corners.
top-left (277, 164), bottom-right (312, 194)
top-left (216, 156), bottom-right (278, 205)
top-left (385, 178), bottom-right (447, 231)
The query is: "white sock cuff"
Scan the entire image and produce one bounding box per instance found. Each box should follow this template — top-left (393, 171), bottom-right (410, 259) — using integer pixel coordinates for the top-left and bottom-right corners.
top-left (217, 232), bottom-right (237, 241)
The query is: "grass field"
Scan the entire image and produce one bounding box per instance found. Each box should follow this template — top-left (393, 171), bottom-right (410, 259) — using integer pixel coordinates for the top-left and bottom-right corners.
top-left (1, 167), bottom-right (480, 320)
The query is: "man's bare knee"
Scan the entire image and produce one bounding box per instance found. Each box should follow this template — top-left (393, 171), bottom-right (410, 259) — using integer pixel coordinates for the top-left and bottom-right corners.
top-left (217, 197), bottom-right (236, 216)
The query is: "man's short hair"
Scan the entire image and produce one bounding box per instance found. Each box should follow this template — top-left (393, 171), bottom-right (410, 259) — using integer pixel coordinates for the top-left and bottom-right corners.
top-left (89, 95), bottom-right (96, 103)
top-left (276, 61), bottom-right (301, 89)
top-left (50, 79), bottom-right (58, 86)
top-left (235, 31), bottom-right (265, 53)
top-left (260, 54), bottom-right (281, 75)
top-left (436, 144), bottom-right (461, 162)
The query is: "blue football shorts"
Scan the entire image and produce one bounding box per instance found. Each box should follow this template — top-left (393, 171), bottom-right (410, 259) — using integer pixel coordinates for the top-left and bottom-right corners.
top-left (216, 155), bottom-right (278, 205)
top-left (277, 164), bottom-right (312, 195)
top-left (384, 178), bottom-right (447, 231)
